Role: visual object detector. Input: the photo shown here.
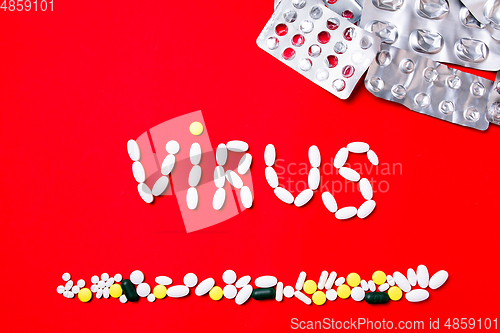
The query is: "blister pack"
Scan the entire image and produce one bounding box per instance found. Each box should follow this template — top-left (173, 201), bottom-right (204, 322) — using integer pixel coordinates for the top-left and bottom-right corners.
top-left (257, 0), bottom-right (380, 99)
top-left (487, 71), bottom-right (500, 124)
top-left (365, 45), bottom-right (494, 130)
top-left (274, 0), bottom-right (365, 24)
top-left (360, 0), bottom-right (500, 71)
top-left (459, 0), bottom-right (500, 38)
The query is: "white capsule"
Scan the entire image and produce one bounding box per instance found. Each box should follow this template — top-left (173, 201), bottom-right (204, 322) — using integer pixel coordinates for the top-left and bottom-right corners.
top-left (361, 280), bottom-right (369, 291)
top-left (57, 285), bottom-right (65, 294)
top-left (387, 275), bottom-right (395, 286)
top-left (71, 286), bottom-right (80, 294)
top-left (326, 289), bottom-right (338, 301)
top-left (155, 276), bottom-right (172, 286)
top-left (405, 289), bottom-right (429, 302)
top-left (339, 167), bottom-right (360, 182)
top-left (214, 166), bottom-right (226, 188)
top-left (91, 275), bottom-right (99, 284)
top-left (103, 287), bottom-right (110, 299)
top-left (188, 165), bottom-right (202, 187)
top-left (152, 176), bottom-right (170, 196)
top-left (357, 200), bottom-right (376, 219)
top-left (283, 286), bottom-right (295, 298)
top-left (393, 271), bottom-right (411, 292)
top-left (359, 178), bottom-right (373, 200)
top-left (184, 273), bottom-right (198, 288)
top-left (62, 273), bottom-right (71, 282)
top-left (335, 277), bottom-right (345, 287)
top-left (226, 170), bottom-right (243, 189)
top-left (235, 285), bottom-right (253, 305)
top-left (308, 145), bottom-right (321, 168)
top-left (368, 280), bottom-right (376, 292)
top-left (264, 144), bottom-right (276, 167)
top-left (294, 290), bottom-right (312, 305)
top-left (190, 143), bottom-right (202, 165)
top-left (274, 187), bottom-right (294, 204)
top-left (119, 294), bottom-right (128, 303)
top-left (379, 283), bottom-right (389, 292)
top-left (216, 144), bottom-right (227, 166)
top-left (276, 282), bottom-right (284, 302)
top-left (186, 187), bottom-right (199, 210)
top-left (227, 140), bottom-right (248, 152)
top-left (114, 274), bottom-right (123, 283)
top-left (334, 147), bottom-right (349, 168)
top-left (407, 269), bottom-right (417, 287)
top-left (161, 154), bottom-right (175, 175)
top-left (213, 188), bottom-right (226, 210)
top-left (105, 278), bottom-right (114, 288)
top-left (222, 270), bottom-right (237, 285)
top-left (167, 285), bottom-right (190, 298)
top-left (165, 140), bottom-right (180, 154)
top-left (335, 206), bottom-right (357, 220)
top-left (322, 192), bottom-right (338, 213)
top-left (367, 150), bottom-right (379, 166)
top-left (317, 271), bottom-right (328, 290)
top-left (351, 287), bottom-right (365, 301)
top-left (101, 273), bottom-right (109, 281)
top-left (97, 280), bottom-right (105, 289)
top-left (65, 280), bottom-right (74, 291)
top-left (223, 285), bottom-right (237, 299)
top-left (237, 153), bottom-right (252, 175)
top-left (295, 271), bottom-right (307, 291)
top-left (429, 270), bottom-right (448, 290)
top-left (96, 288), bottom-right (103, 299)
top-left (255, 275), bottom-right (278, 288)
top-left (127, 139), bottom-right (141, 161)
top-left (195, 278), bottom-right (215, 296)
top-left (240, 186), bottom-right (253, 209)
top-left (325, 271), bottom-right (337, 290)
top-left (417, 265), bottom-right (429, 288)
top-left (147, 294), bottom-right (156, 302)
top-left (265, 167), bottom-right (279, 188)
top-left (132, 161), bottom-right (146, 183)
top-left (347, 142), bottom-right (369, 153)
top-left (235, 275), bottom-right (251, 288)
top-left (294, 189), bottom-right (313, 207)
top-left (130, 270), bottom-right (145, 285)
top-left (308, 167), bottom-right (320, 190)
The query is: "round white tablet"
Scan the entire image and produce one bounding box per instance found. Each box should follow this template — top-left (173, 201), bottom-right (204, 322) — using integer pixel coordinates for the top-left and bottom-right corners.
top-left (147, 294), bottom-right (156, 302)
top-left (166, 140), bottom-right (180, 154)
top-left (283, 286), bottom-right (295, 298)
top-left (62, 273), bottom-right (71, 282)
top-left (114, 274), bottom-right (123, 282)
top-left (137, 283), bottom-right (151, 297)
top-left (77, 279), bottom-right (85, 288)
top-left (130, 270), bottom-right (145, 285)
top-left (222, 270), bottom-right (237, 285)
top-left (101, 273), bottom-right (109, 282)
top-left (91, 275), bottom-right (99, 284)
top-left (223, 285), bottom-right (237, 299)
top-left (119, 294), bottom-right (128, 303)
top-left (184, 273), bottom-right (198, 288)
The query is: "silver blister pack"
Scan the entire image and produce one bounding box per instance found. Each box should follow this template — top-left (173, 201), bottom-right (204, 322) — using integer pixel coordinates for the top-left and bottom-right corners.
top-left (257, 0), bottom-right (381, 99)
top-left (365, 45), bottom-right (493, 130)
top-left (459, 0), bottom-right (500, 36)
top-left (360, 0), bottom-right (500, 71)
top-left (487, 71), bottom-right (500, 124)
top-left (274, 0), bottom-right (365, 24)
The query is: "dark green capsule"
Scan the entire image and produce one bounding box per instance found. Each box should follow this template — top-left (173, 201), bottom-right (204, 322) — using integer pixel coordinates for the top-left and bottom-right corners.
top-left (365, 292), bottom-right (390, 304)
top-left (121, 279), bottom-right (139, 302)
top-left (252, 288), bottom-right (276, 300)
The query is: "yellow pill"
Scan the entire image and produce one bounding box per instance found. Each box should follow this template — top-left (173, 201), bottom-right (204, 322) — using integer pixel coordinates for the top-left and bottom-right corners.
top-left (189, 122), bottom-right (204, 136)
top-left (109, 284), bottom-right (122, 298)
top-left (346, 273), bottom-right (361, 287)
top-left (372, 271), bottom-right (387, 285)
top-left (312, 291), bottom-right (326, 306)
top-left (153, 285), bottom-right (167, 299)
top-left (78, 288), bottom-right (92, 303)
top-left (209, 286), bottom-right (223, 301)
top-left (337, 284), bottom-right (351, 299)
top-left (303, 280), bottom-right (317, 295)
top-left (388, 286), bottom-right (403, 301)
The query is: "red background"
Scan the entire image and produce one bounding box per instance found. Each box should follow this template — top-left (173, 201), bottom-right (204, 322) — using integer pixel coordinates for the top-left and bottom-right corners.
top-left (1, 0), bottom-right (499, 331)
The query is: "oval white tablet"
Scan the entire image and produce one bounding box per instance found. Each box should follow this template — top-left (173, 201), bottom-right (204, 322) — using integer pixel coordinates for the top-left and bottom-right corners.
top-left (335, 206), bottom-right (357, 220)
top-left (127, 139), bottom-right (141, 161)
top-left (265, 167), bottom-right (279, 188)
top-left (165, 140), bottom-right (180, 154)
top-left (152, 176), bottom-right (170, 196)
top-left (393, 271), bottom-right (411, 292)
top-left (347, 142), bottom-right (369, 153)
top-left (359, 178), bottom-right (373, 200)
top-left (326, 289), bottom-right (338, 301)
top-left (62, 273), bottom-right (71, 282)
top-left (255, 275), bottom-right (278, 288)
top-left (119, 294), bottom-right (128, 303)
top-left (417, 265), bottom-right (429, 288)
top-left (147, 294), bottom-right (156, 302)
top-left (235, 275), bottom-right (251, 288)
top-left (213, 188), bottom-right (226, 210)
top-left (91, 275), bottom-right (99, 284)
top-left (367, 150), bottom-right (379, 166)
top-left (379, 283), bottom-right (389, 292)
top-left (195, 278), bottom-right (215, 296)
top-left (318, 271), bottom-right (329, 290)
top-left (339, 167), bottom-right (360, 182)
top-left (184, 273), bottom-right (198, 288)
top-left (71, 286), bottom-right (80, 294)
top-left (161, 154), bottom-right (175, 175)
top-left (294, 291), bottom-right (312, 305)
top-left (240, 186), bottom-right (253, 209)
top-left (407, 269), bottom-right (417, 287)
top-left (67, 291), bottom-right (75, 299)
top-left (155, 276), bottom-right (172, 286)
top-left (334, 147), bottom-right (349, 169)
top-left (295, 271), bottom-right (307, 291)
top-left (105, 278), bottom-right (114, 288)
top-left (264, 144), bottom-right (276, 167)
top-left (308, 145), bottom-right (321, 167)
top-left (57, 285), bottom-right (65, 294)
top-left (322, 192), bottom-right (338, 213)
top-left (167, 285), bottom-right (190, 298)
top-left (387, 275), bottom-right (395, 286)
top-left (186, 187), bottom-right (198, 210)
top-left (190, 143), bottom-right (202, 165)
top-left (276, 282), bottom-right (284, 302)
top-left (351, 287), bottom-right (365, 301)
top-left (188, 165), bottom-right (202, 187)
top-left (216, 144), bottom-right (227, 166)
top-left (223, 270), bottom-right (237, 285)
top-left (237, 153), bottom-right (252, 175)
top-left (325, 271), bottom-right (337, 290)
top-left (294, 189), bottom-right (313, 207)
top-left (223, 285), bottom-right (237, 299)
top-left (96, 289), bottom-right (103, 299)
top-left (368, 280), bottom-right (376, 292)
top-left (357, 200), bottom-right (376, 219)
top-left (283, 286), bottom-right (295, 298)
top-left (114, 274), bottom-right (122, 283)
top-left (335, 277), bottom-right (345, 287)
top-left (65, 280), bottom-right (73, 291)
top-left (361, 280), bottom-right (369, 291)
top-left (130, 270), bottom-right (145, 285)
top-left (235, 285), bottom-right (253, 305)
top-left (405, 289), bottom-right (429, 302)
top-left (132, 161), bottom-right (146, 183)
top-left (429, 270), bottom-right (448, 290)
top-left (308, 167), bottom-right (320, 190)
top-left (226, 170), bottom-right (243, 189)
top-left (227, 140), bottom-right (249, 152)
top-left (103, 287), bottom-right (110, 299)
top-left (214, 166), bottom-right (226, 188)
top-left (274, 187), bottom-right (294, 204)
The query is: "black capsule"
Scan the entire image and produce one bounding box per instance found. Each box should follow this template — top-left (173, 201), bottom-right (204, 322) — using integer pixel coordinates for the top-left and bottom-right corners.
top-left (365, 292), bottom-right (390, 304)
top-left (252, 288), bottom-right (276, 300)
top-left (121, 279), bottom-right (139, 302)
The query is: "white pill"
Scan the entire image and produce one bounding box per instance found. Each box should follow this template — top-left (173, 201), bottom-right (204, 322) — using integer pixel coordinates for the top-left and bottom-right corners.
top-left (339, 167), bottom-right (360, 182)
top-left (334, 147), bottom-right (349, 168)
top-left (184, 273), bottom-right (198, 288)
top-left (368, 280), bottom-right (376, 292)
top-left (132, 161), bottom-right (146, 183)
top-left (65, 280), bottom-right (74, 291)
top-left (294, 189), bottom-right (313, 207)
top-left (130, 270), bottom-right (145, 285)
top-left (407, 269), bottom-right (417, 287)
top-left (66, 291), bottom-right (75, 299)
top-left (417, 265), bottom-right (429, 288)
top-left (155, 276), bottom-right (172, 286)
top-left (326, 289), bottom-right (338, 301)
top-left (213, 188), bottom-right (226, 210)
top-left (72, 286), bottom-right (80, 294)
top-left (367, 150), bottom-right (379, 166)
top-left (96, 288), bottom-right (103, 299)
top-left (347, 142), bottom-right (369, 153)
top-left (63, 290), bottom-right (69, 298)
top-left (357, 200), bottom-right (376, 219)
top-left (429, 270), bottom-right (448, 290)
top-left (351, 287), bottom-right (365, 301)
top-left (190, 143), bottom-right (202, 165)
top-left (308, 167), bottom-right (320, 190)
top-left (393, 271), bottom-right (411, 292)
top-left (105, 278), bottom-right (115, 288)
top-left (265, 167), bottom-right (279, 188)
top-left (137, 183), bottom-right (154, 204)
top-left (97, 280), bottom-right (105, 289)
top-left (214, 166), bottom-right (226, 188)
top-left (57, 285), bottom-right (65, 294)
top-left (137, 283), bottom-right (151, 297)
top-left (361, 280), bottom-right (369, 291)
top-left (147, 294), bottom-right (156, 302)
top-left (276, 282), bottom-right (284, 302)
top-left (223, 285), bottom-right (237, 299)
top-left (103, 287), bottom-right (110, 299)
top-left (235, 275), bottom-right (251, 288)
top-left (379, 283), bottom-right (389, 292)
top-left (255, 275), bottom-right (278, 288)
top-left (188, 165), bottom-right (202, 187)
top-left (90, 285), bottom-right (98, 293)
top-left (325, 271), bottom-right (337, 290)
top-left (237, 153), bottom-right (252, 175)
top-left (167, 285), bottom-right (190, 298)
top-left (274, 187), bottom-right (294, 204)
top-left (308, 145), bottom-right (321, 168)
top-left (127, 139), bottom-right (141, 161)
top-left (317, 271), bottom-right (329, 290)
top-left (283, 286), bottom-right (295, 298)
top-left (387, 275), bottom-right (395, 286)
top-left (187, 187), bottom-right (199, 210)
top-left (264, 144), bottom-right (276, 167)
top-left (165, 140), bottom-right (180, 154)
top-left (161, 154), bottom-right (175, 175)
top-left (226, 170), bottom-right (243, 189)
top-left (119, 294), bottom-right (128, 303)
top-left (240, 186), bottom-right (253, 209)
top-left (152, 176), bottom-right (170, 196)
top-left (216, 144), bottom-right (227, 166)
top-left (294, 291), bottom-right (312, 305)
top-left (322, 192), bottom-right (338, 213)
top-left (114, 274), bottom-right (122, 283)
top-left (227, 140), bottom-right (248, 152)
top-left (235, 285), bottom-right (253, 305)
top-left (223, 270), bottom-right (237, 285)
top-left (76, 279), bottom-right (85, 288)
top-left (91, 275), bottom-right (99, 284)
top-left (335, 277), bottom-right (345, 287)
top-left (335, 206), bottom-right (357, 220)
top-left (405, 289), bottom-right (429, 302)
top-left (62, 273), bottom-right (71, 282)
top-left (359, 178), bottom-right (373, 200)
top-left (295, 271), bottom-right (307, 291)
top-left (101, 273), bottom-right (109, 281)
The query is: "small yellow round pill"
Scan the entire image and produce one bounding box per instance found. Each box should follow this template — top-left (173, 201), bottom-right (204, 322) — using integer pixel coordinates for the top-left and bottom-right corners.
top-left (78, 288), bottom-right (92, 303)
top-left (209, 286), bottom-right (223, 301)
top-left (189, 121), bottom-right (204, 136)
top-left (388, 286), bottom-right (403, 301)
top-left (303, 280), bottom-right (317, 295)
top-left (109, 284), bottom-right (122, 298)
top-left (312, 291), bottom-right (326, 306)
top-left (337, 284), bottom-right (351, 299)
top-left (153, 285), bottom-right (167, 299)
top-left (346, 273), bottom-right (361, 287)
top-left (372, 271), bottom-right (387, 285)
